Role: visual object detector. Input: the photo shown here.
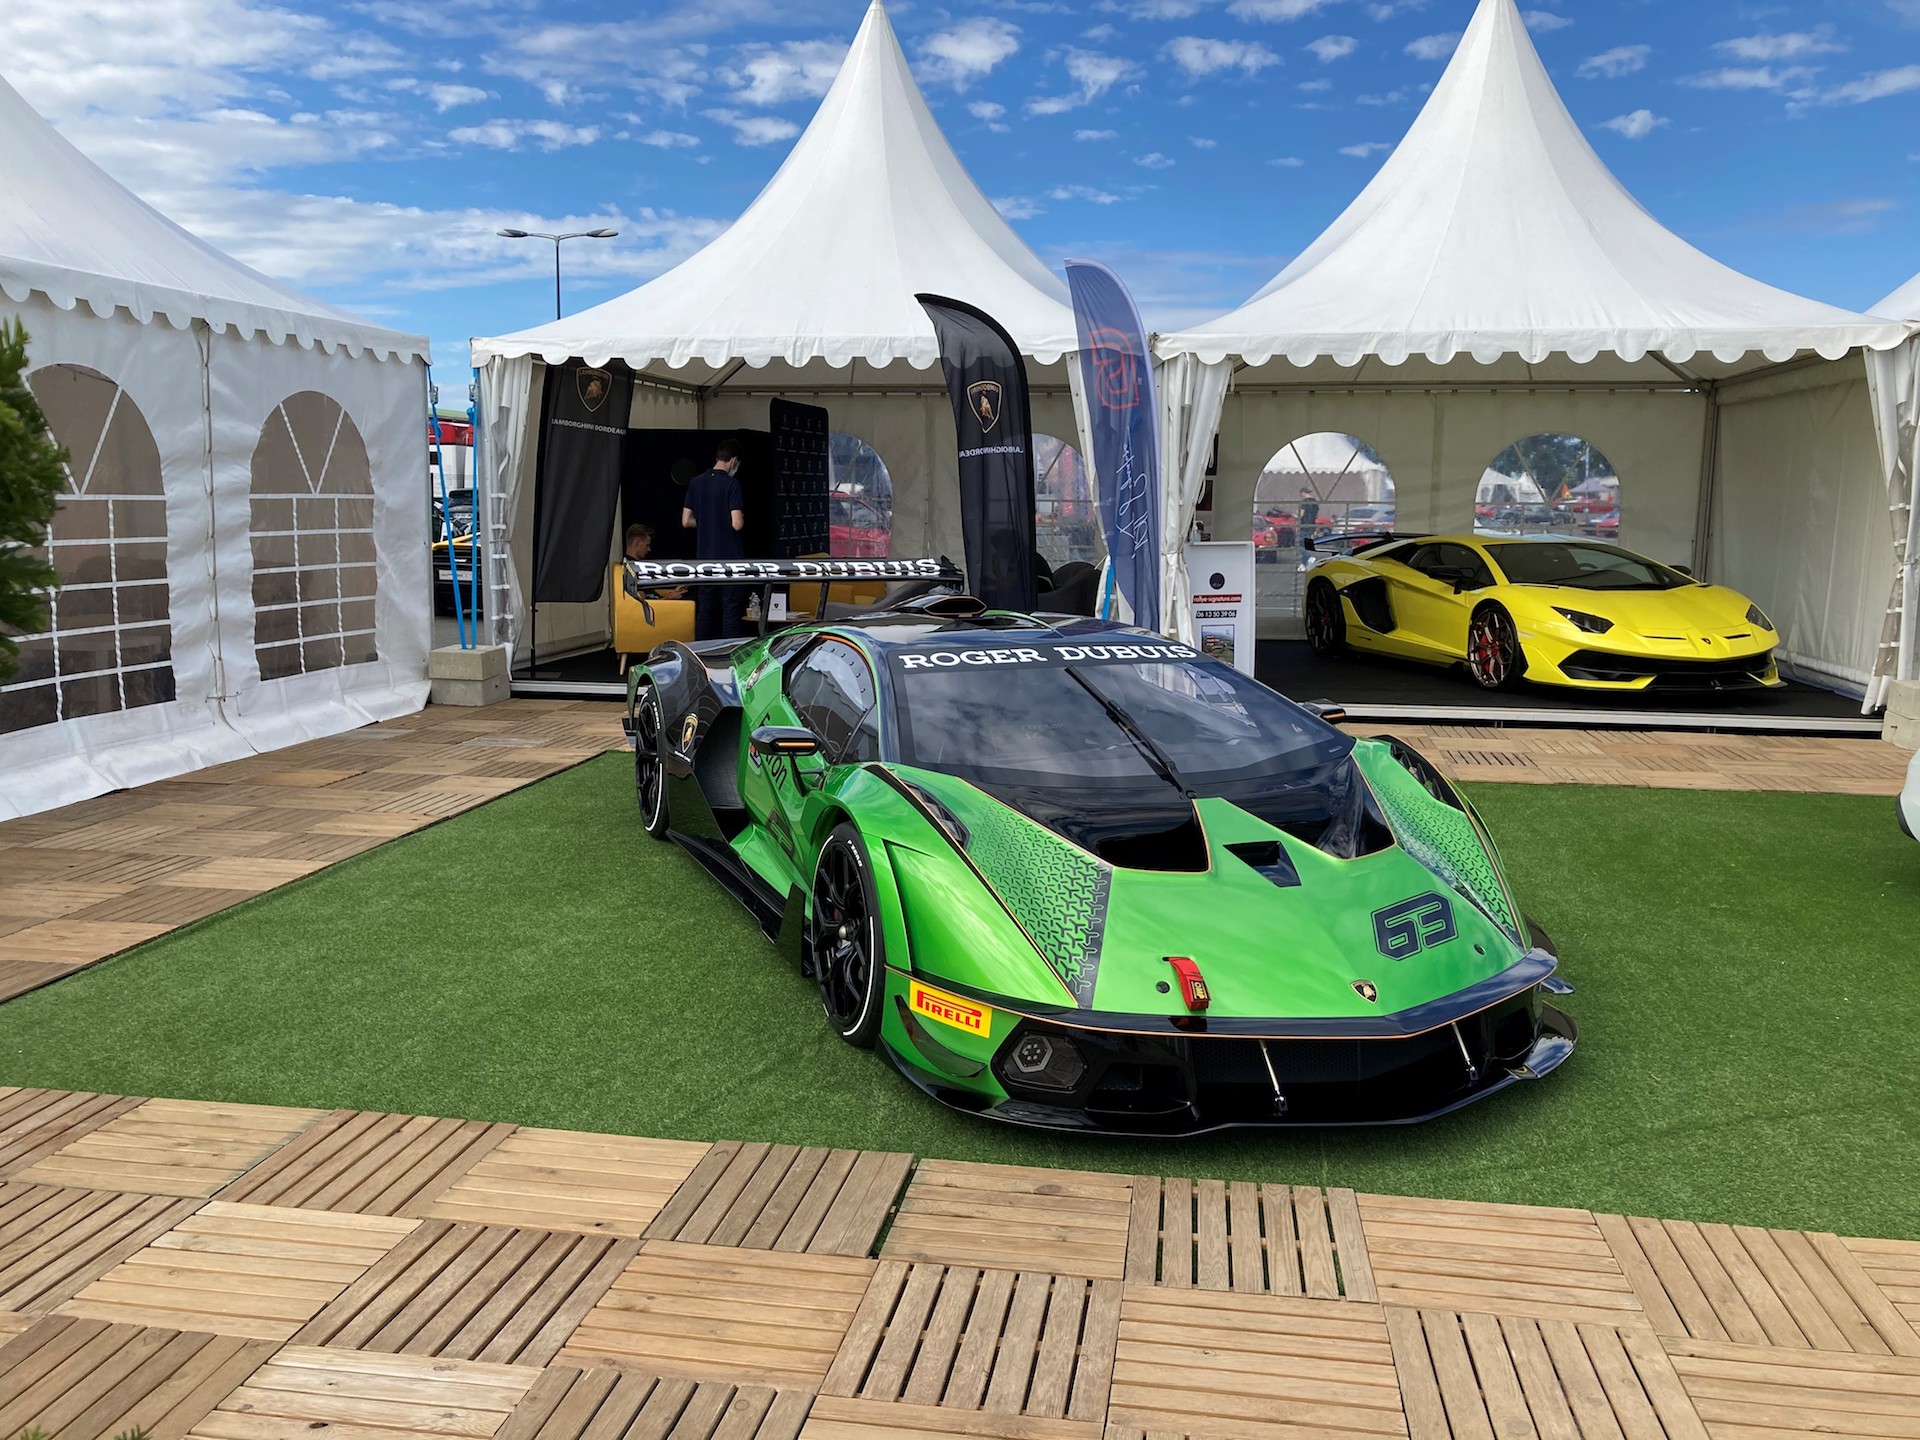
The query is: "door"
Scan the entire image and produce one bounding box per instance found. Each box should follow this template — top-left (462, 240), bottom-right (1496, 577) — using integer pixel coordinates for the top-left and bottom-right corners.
top-left (765, 637), bottom-right (881, 870)
top-left (1386, 542), bottom-right (1496, 660)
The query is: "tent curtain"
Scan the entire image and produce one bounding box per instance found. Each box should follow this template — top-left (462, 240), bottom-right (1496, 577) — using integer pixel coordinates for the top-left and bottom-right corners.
top-left (479, 354), bottom-right (535, 657)
top-left (1866, 336), bottom-right (1920, 709)
top-left (1156, 353), bottom-right (1233, 639)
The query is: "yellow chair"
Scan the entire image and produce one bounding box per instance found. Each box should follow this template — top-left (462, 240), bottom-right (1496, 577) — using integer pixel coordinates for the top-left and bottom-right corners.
top-left (611, 561), bottom-right (696, 656)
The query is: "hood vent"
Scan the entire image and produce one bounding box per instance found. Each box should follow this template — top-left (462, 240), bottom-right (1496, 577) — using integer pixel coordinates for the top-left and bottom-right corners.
top-left (1227, 840), bottom-right (1301, 889)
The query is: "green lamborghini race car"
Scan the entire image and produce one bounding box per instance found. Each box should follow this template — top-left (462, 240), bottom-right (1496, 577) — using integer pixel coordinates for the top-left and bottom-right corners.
top-left (624, 569), bottom-right (1574, 1133)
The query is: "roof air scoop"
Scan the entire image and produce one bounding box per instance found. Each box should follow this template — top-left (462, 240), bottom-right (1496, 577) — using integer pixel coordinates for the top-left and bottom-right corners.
top-left (1226, 840), bottom-right (1302, 889)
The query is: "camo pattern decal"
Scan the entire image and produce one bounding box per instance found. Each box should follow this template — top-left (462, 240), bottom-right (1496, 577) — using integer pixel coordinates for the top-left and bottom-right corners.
top-left (1360, 746), bottom-right (1522, 943)
top-left (928, 779), bottom-right (1111, 1007)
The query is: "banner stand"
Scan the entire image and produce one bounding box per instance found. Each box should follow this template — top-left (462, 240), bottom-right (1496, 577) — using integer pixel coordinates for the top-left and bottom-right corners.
top-left (1185, 541), bottom-right (1257, 676)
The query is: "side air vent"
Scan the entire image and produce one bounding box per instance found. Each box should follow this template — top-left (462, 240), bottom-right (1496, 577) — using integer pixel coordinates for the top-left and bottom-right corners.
top-left (1227, 840), bottom-right (1301, 889)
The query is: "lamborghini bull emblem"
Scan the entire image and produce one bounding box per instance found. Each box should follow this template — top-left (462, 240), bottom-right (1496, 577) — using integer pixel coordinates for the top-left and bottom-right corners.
top-left (679, 714), bottom-right (699, 751)
top-left (968, 380), bottom-right (1002, 434)
top-left (577, 366), bottom-right (613, 413)
top-left (1352, 980), bottom-right (1380, 1004)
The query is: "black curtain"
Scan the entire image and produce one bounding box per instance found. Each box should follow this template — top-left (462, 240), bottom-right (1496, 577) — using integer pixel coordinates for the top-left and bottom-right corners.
top-left (533, 361), bottom-right (633, 604)
top-left (916, 294), bottom-right (1036, 610)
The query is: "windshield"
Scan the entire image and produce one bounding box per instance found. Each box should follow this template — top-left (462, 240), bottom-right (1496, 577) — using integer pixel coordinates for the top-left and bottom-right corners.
top-left (1487, 541), bottom-right (1687, 591)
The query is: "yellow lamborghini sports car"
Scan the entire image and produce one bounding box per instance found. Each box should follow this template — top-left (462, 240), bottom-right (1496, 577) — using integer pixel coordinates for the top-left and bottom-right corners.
top-left (1303, 534), bottom-right (1783, 693)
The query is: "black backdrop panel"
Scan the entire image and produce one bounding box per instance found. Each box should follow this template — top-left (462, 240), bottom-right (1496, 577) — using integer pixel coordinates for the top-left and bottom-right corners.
top-left (533, 362), bottom-right (634, 604)
top-left (621, 430), bottom-right (775, 562)
top-left (770, 400), bottom-right (830, 557)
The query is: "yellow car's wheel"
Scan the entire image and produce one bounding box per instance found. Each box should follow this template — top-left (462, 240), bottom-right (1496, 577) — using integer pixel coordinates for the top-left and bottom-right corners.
top-left (1467, 604), bottom-right (1525, 691)
top-left (1305, 580), bottom-right (1347, 657)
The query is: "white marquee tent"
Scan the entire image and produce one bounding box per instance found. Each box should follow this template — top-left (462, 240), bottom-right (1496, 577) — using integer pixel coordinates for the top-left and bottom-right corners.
top-left (1156, 0), bottom-right (1918, 705)
top-left (1876, 275), bottom-right (1920, 323)
top-left (0, 73), bottom-right (432, 818)
top-left (470, 0), bottom-right (1089, 661)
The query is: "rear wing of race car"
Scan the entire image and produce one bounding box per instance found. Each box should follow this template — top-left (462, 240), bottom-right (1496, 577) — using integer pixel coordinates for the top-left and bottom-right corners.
top-left (1303, 530), bottom-right (1430, 558)
top-left (622, 556), bottom-right (967, 636)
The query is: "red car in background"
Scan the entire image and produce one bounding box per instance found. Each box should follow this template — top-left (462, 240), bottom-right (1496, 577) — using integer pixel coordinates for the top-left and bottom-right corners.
top-left (830, 493), bottom-right (890, 557)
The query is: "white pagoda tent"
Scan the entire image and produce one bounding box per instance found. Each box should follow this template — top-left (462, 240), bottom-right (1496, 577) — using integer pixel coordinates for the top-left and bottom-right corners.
top-left (0, 71), bottom-right (431, 818)
top-left (1157, 0), bottom-right (1917, 703)
top-left (471, 0), bottom-right (1087, 661)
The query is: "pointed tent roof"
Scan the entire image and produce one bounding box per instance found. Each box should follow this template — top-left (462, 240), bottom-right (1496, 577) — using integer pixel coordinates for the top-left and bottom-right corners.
top-left (1874, 273), bottom-right (1920, 320)
top-left (1159, 0), bottom-right (1909, 372)
top-left (0, 72), bottom-right (426, 361)
top-left (473, 0), bottom-right (1076, 372)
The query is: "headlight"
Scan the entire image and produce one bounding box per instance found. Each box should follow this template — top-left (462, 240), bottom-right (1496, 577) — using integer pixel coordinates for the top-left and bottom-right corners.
top-left (1746, 603), bottom-right (1774, 632)
top-left (1553, 607), bottom-right (1614, 635)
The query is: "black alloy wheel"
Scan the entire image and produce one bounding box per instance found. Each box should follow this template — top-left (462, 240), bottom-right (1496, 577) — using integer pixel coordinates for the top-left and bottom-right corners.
top-left (812, 823), bottom-right (884, 1047)
top-left (1467, 604), bottom-right (1524, 691)
top-left (634, 684), bottom-right (670, 839)
top-left (1304, 580), bottom-right (1347, 656)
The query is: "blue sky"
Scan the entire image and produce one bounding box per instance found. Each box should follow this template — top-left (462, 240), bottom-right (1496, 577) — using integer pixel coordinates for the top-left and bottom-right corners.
top-left (4, 0), bottom-right (1918, 388)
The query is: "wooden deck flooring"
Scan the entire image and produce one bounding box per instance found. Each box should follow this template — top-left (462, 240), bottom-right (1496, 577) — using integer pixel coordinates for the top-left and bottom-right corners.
top-left (0, 1089), bottom-right (1913, 1439)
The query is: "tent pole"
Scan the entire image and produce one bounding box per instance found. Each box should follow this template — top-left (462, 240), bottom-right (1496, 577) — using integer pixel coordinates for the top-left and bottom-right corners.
top-left (1690, 380), bottom-right (1721, 578)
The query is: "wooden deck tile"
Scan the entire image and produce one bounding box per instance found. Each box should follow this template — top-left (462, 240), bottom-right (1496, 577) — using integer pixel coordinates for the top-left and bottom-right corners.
top-left (496, 1363), bottom-right (814, 1440)
top-left (219, 1110), bottom-right (517, 1217)
top-left (0, 1087), bottom-right (145, 1177)
top-left (0, 959), bottom-right (81, 1003)
top-left (295, 1220), bottom-right (639, 1367)
top-left (1126, 1178), bottom-right (1375, 1300)
top-left (803, 1396), bottom-right (1100, 1438)
top-left (426, 1127), bottom-right (711, 1237)
top-left (881, 1162), bottom-right (1135, 1281)
top-left (1106, 1285), bottom-right (1405, 1440)
top-left (185, 1343), bottom-right (540, 1439)
top-left (644, 1142), bottom-right (911, 1258)
top-left (57, 1201), bottom-right (417, 1340)
top-left (0, 1315), bottom-right (278, 1440)
top-left (1386, 1307), bottom-right (1711, 1440)
top-left (0, 1184), bottom-right (202, 1313)
top-left (1599, 1214), bottom-right (1920, 1355)
top-left (11, 1097), bottom-right (326, 1198)
top-left (558, 1240), bottom-right (875, 1389)
top-left (1358, 1194), bottom-right (1646, 1327)
top-left (1662, 1334), bottom-right (1920, 1440)
top-left (0, 919), bottom-right (171, 966)
top-left (1841, 1235), bottom-right (1920, 1332)
top-left (822, 1261), bottom-right (1120, 1423)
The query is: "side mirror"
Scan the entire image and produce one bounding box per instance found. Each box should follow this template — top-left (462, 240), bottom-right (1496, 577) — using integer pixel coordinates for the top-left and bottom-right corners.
top-left (750, 725), bottom-right (822, 761)
top-left (1671, 564), bottom-right (1696, 578)
top-left (1302, 701), bottom-right (1349, 724)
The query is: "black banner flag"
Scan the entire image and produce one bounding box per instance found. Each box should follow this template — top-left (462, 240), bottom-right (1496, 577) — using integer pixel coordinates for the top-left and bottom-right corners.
top-left (533, 360), bottom-right (633, 604)
top-left (916, 295), bottom-right (1036, 612)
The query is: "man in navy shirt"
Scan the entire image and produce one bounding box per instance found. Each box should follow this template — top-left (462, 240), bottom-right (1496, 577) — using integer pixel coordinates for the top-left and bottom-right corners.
top-left (682, 440), bottom-right (747, 640)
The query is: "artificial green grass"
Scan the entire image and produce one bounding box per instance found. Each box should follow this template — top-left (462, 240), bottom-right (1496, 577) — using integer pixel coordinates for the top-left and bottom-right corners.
top-left (2, 754), bottom-right (1916, 1238)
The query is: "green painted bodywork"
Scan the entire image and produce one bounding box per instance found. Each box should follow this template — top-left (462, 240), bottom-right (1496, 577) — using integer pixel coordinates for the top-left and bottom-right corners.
top-left (639, 629), bottom-right (1536, 1101)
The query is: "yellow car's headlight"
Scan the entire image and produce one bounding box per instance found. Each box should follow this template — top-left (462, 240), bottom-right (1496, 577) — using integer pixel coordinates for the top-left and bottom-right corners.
top-left (1746, 603), bottom-right (1775, 632)
top-left (1552, 607), bottom-right (1614, 635)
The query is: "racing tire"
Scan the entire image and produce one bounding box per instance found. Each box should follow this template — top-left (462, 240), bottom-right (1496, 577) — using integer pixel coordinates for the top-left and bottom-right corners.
top-left (633, 683), bottom-right (671, 840)
top-left (812, 823), bottom-right (884, 1048)
top-left (1466, 603), bottom-right (1526, 691)
top-left (1304, 579), bottom-right (1347, 657)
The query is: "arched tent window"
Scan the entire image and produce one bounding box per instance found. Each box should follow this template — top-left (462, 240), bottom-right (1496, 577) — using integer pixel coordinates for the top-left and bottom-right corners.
top-left (250, 392), bottom-right (377, 680)
top-left (1034, 434), bottom-right (1104, 571)
top-left (1477, 435), bottom-right (1620, 542)
top-left (1, 365), bottom-right (172, 734)
top-left (1254, 433), bottom-right (1395, 622)
top-left (828, 432), bottom-right (893, 558)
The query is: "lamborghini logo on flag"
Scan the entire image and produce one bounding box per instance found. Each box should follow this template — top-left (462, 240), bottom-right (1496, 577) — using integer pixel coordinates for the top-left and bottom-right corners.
top-left (1352, 980), bottom-right (1379, 1004)
top-left (968, 381), bottom-right (1002, 434)
top-left (578, 366), bottom-right (613, 413)
top-left (910, 979), bottom-right (991, 1038)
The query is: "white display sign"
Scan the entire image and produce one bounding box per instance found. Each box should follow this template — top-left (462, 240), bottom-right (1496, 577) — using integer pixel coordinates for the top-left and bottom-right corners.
top-left (1185, 540), bottom-right (1257, 676)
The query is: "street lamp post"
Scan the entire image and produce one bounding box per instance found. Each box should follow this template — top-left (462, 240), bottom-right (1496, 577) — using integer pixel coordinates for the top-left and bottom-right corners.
top-left (496, 227), bottom-right (619, 319)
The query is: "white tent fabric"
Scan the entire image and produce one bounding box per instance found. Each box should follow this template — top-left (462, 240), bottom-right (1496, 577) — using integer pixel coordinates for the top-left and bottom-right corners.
top-left (1151, 0), bottom-right (1918, 699)
top-left (469, 0), bottom-right (1088, 660)
top-left (1875, 274), bottom-right (1920, 322)
top-left (0, 72), bottom-right (431, 818)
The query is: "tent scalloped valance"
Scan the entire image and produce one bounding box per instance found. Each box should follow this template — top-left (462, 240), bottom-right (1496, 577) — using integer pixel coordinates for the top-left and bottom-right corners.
top-left (468, 333), bottom-right (1074, 371)
top-left (1155, 328), bottom-right (1904, 371)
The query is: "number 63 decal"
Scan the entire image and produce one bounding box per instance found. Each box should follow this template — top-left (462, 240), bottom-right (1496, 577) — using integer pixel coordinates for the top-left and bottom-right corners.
top-left (1372, 892), bottom-right (1457, 960)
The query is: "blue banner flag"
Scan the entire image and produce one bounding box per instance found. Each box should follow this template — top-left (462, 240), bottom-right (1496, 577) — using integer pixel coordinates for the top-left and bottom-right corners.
top-left (1065, 260), bottom-right (1161, 628)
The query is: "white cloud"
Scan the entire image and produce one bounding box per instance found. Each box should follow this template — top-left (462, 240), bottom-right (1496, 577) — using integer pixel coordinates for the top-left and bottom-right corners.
top-left (1110, 0), bottom-right (1204, 16)
top-left (994, 195), bottom-right (1043, 220)
top-left (1190, 135), bottom-right (1218, 147)
top-left (1717, 28), bottom-right (1844, 62)
top-left (1364, 0), bottom-right (1430, 17)
top-left (1339, 140), bottom-right (1390, 157)
top-left (1050, 183), bottom-right (1124, 203)
top-left (1684, 66), bottom-right (1817, 91)
top-left (731, 40), bottom-right (846, 107)
top-left (1821, 66), bottom-right (1920, 103)
top-left (704, 109), bottom-right (801, 146)
top-left (917, 17), bottom-right (1020, 91)
top-left (1357, 89), bottom-right (1407, 105)
top-left (1404, 33), bottom-right (1459, 61)
top-left (1165, 36), bottom-right (1282, 77)
top-left (969, 101), bottom-right (1007, 120)
top-left (1082, 24), bottom-right (1118, 41)
top-left (1522, 11), bottom-right (1573, 33)
top-left (388, 77), bottom-right (491, 111)
top-left (1027, 48), bottom-right (1141, 113)
top-left (1579, 45), bottom-right (1651, 79)
top-left (1306, 34), bottom-right (1357, 62)
top-left (1075, 127), bottom-right (1120, 139)
top-left (1298, 77), bottom-right (1333, 91)
top-left (1227, 0), bottom-right (1344, 18)
top-left (637, 130), bottom-right (700, 148)
top-left (1268, 154), bottom-right (1306, 166)
top-left (1137, 151), bottom-right (1175, 168)
top-left (448, 118), bottom-right (600, 151)
top-left (1599, 108), bottom-right (1666, 139)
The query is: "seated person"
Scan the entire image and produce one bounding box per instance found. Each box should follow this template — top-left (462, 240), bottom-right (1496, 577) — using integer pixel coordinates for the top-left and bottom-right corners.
top-left (624, 523), bottom-right (688, 600)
